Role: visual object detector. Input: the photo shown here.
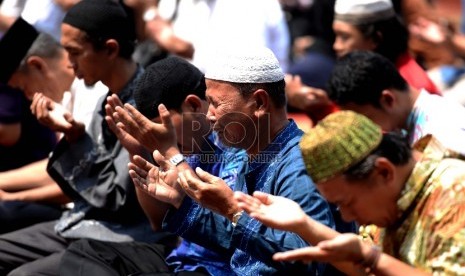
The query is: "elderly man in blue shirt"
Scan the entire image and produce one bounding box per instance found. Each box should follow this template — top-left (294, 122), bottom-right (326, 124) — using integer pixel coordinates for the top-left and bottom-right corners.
top-left (163, 46), bottom-right (336, 275)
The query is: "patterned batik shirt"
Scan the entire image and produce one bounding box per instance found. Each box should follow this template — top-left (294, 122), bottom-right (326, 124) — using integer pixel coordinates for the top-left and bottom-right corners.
top-left (370, 135), bottom-right (465, 275)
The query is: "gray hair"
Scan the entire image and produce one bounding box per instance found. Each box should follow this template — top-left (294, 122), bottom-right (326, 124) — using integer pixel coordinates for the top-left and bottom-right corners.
top-left (18, 32), bottom-right (63, 70)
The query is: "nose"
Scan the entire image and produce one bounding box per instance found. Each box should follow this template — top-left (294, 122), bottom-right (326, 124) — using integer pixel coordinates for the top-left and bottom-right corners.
top-left (333, 39), bottom-right (343, 57)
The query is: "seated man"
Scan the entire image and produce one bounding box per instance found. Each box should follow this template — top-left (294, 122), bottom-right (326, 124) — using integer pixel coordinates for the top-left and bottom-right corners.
top-left (61, 55), bottom-right (246, 276)
top-left (0, 16), bottom-right (107, 234)
top-left (327, 50), bottom-right (465, 155)
top-left (236, 110), bottom-right (465, 275)
top-left (0, 17), bottom-right (67, 233)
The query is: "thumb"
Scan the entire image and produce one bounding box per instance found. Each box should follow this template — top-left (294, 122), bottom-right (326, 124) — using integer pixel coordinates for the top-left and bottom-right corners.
top-left (63, 112), bottom-right (75, 124)
top-left (158, 104), bottom-right (174, 129)
top-left (153, 150), bottom-right (170, 170)
top-left (195, 167), bottom-right (216, 182)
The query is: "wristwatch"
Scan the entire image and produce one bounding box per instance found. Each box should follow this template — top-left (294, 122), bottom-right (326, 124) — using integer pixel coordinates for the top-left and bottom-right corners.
top-left (169, 153), bottom-right (186, 167)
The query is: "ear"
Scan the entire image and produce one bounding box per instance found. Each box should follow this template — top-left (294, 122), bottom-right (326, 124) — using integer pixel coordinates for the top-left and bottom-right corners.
top-left (26, 56), bottom-right (48, 72)
top-left (379, 89), bottom-right (397, 110)
top-left (367, 31), bottom-right (383, 50)
top-left (252, 89), bottom-right (270, 117)
top-left (373, 157), bottom-right (395, 185)
top-left (104, 39), bottom-right (120, 58)
top-left (182, 94), bottom-right (203, 112)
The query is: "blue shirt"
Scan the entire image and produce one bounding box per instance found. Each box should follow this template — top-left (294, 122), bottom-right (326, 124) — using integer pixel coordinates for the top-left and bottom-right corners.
top-left (164, 120), bottom-right (334, 275)
top-left (166, 132), bottom-right (245, 276)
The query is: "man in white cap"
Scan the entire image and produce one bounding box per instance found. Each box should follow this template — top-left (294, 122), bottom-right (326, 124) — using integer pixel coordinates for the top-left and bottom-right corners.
top-left (146, 45), bottom-right (338, 275)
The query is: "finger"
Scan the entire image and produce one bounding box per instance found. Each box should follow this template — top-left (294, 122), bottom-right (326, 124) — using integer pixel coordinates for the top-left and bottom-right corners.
top-left (318, 234), bottom-right (358, 251)
top-left (37, 97), bottom-right (49, 119)
top-left (153, 150), bottom-right (172, 171)
top-left (128, 160), bottom-right (149, 179)
top-left (129, 169), bottom-right (148, 188)
top-left (105, 113), bottom-right (120, 135)
top-left (107, 94), bottom-right (124, 111)
top-left (105, 102), bottom-right (115, 118)
top-left (63, 112), bottom-right (75, 124)
top-left (132, 155), bottom-right (155, 172)
top-left (105, 113), bottom-right (133, 142)
top-left (235, 192), bottom-right (262, 214)
top-left (195, 167), bottom-right (217, 183)
top-left (157, 104), bottom-right (174, 130)
top-left (252, 191), bottom-right (274, 205)
top-left (114, 105), bottom-right (140, 137)
top-left (181, 169), bottom-right (203, 191)
top-left (177, 171), bottom-right (193, 193)
top-left (273, 247), bottom-right (325, 262)
top-left (284, 74), bottom-right (294, 83)
top-left (30, 92), bottom-right (42, 114)
top-left (147, 166), bottom-right (160, 183)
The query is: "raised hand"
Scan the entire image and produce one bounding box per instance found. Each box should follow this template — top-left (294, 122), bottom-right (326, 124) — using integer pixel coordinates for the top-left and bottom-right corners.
top-left (178, 167), bottom-right (238, 219)
top-left (31, 92), bottom-right (72, 131)
top-left (409, 17), bottom-right (449, 45)
top-left (112, 100), bottom-right (178, 156)
top-left (105, 95), bottom-right (145, 157)
top-left (31, 92), bottom-right (85, 141)
top-left (285, 74), bottom-right (332, 112)
top-left (273, 234), bottom-right (366, 264)
top-left (234, 191), bottom-right (309, 233)
top-left (129, 152), bottom-right (185, 208)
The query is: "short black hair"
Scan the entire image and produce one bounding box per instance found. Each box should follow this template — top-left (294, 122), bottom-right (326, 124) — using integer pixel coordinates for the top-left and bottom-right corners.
top-left (134, 56), bottom-right (206, 120)
top-left (327, 51), bottom-right (408, 107)
top-left (354, 16), bottom-right (409, 63)
top-left (63, 0), bottom-right (136, 59)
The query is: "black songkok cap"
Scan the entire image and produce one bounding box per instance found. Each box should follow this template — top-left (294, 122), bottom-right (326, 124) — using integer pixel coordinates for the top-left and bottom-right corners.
top-left (0, 17), bottom-right (38, 84)
top-left (134, 56), bottom-right (206, 120)
top-left (62, 0), bottom-right (135, 42)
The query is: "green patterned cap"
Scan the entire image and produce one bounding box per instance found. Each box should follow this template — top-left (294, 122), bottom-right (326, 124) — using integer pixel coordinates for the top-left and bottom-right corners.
top-left (300, 110), bottom-right (383, 183)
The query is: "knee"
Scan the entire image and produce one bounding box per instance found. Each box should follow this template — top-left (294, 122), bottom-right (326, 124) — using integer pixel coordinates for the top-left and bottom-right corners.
top-left (7, 265), bottom-right (35, 276)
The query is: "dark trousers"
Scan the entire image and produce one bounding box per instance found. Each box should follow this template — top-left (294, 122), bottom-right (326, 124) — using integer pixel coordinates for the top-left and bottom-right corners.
top-left (60, 239), bottom-right (210, 276)
top-left (0, 221), bottom-right (70, 276)
top-left (0, 201), bottom-right (63, 234)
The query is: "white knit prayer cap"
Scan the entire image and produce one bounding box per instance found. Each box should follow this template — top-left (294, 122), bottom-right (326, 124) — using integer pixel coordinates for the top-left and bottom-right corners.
top-left (204, 45), bottom-right (284, 83)
top-left (334, 0), bottom-right (395, 25)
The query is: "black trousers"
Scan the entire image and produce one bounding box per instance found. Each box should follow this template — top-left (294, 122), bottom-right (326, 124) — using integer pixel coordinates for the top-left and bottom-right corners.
top-left (0, 220), bottom-right (69, 276)
top-left (60, 239), bottom-right (210, 276)
top-left (0, 201), bottom-right (63, 234)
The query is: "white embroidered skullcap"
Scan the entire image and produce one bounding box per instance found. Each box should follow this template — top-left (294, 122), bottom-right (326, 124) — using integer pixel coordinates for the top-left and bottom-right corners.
top-left (204, 45), bottom-right (284, 83)
top-left (334, 0), bottom-right (395, 25)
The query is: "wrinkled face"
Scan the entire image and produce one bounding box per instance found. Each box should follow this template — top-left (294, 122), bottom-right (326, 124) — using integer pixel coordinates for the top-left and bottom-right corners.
top-left (205, 79), bottom-right (257, 150)
top-left (316, 173), bottom-right (399, 227)
top-left (8, 49), bottom-right (74, 101)
top-left (333, 21), bottom-right (376, 58)
top-left (61, 23), bottom-right (107, 86)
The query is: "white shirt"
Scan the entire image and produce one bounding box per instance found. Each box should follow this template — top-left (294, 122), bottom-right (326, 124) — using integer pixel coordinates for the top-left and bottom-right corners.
top-left (408, 89), bottom-right (465, 155)
top-left (158, 0), bottom-right (290, 72)
top-left (66, 78), bottom-right (108, 130)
